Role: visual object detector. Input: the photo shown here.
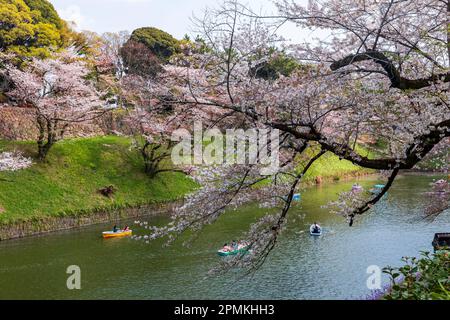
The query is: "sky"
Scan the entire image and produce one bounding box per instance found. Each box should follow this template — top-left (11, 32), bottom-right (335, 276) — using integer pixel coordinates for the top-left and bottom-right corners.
top-left (50, 0), bottom-right (314, 42)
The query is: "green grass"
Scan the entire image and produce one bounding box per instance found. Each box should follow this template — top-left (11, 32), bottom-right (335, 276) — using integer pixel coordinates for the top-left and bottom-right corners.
top-left (299, 145), bottom-right (375, 182)
top-left (0, 136), bottom-right (197, 225)
top-left (0, 136), bottom-right (375, 226)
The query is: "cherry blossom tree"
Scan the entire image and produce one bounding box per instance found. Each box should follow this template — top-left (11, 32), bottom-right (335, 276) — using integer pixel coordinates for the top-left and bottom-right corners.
top-left (132, 0), bottom-right (449, 272)
top-left (100, 31), bottom-right (130, 79)
top-left (0, 151), bottom-right (32, 172)
top-left (2, 52), bottom-right (105, 160)
top-left (121, 66), bottom-right (227, 177)
top-left (120, 40), bottom-right (162, 79)
top-left (126, 104), bottom-right (185, 178)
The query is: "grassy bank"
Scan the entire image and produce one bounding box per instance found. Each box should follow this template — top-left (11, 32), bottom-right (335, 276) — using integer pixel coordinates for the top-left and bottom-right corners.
top-left (0, 136), bottom-right (196, 225)
top-left (0, 136), bottom-right (374, 230)
top-left (299, 145), bottom-right (375, 183)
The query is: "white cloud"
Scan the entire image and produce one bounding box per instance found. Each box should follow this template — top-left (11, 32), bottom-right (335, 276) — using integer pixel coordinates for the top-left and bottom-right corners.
top-left (57, 5), bottom-right (91, 30)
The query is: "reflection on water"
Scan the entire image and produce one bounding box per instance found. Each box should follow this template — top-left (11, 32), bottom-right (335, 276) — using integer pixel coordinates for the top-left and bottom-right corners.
top-left (0, 174), bottom-right (448, 299)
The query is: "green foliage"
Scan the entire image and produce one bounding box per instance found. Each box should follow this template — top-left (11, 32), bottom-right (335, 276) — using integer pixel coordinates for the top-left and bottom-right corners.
top-left (181, 35), bottom-right (212, 55)
top-left (383, 251), bottom-right (450, 300)
top-left (129, 27), bottom-right (180, 62)
top-left (251, 50), bottom-right (302, 80)
top-left (374, 137), bottom-right (389, 150)
top-left (0, 136), bottom-right (197, 225)
top-left (0, 0), bottom-right (68, 58)
top-left (266, 53), bottom-right (302, 77)
top-left (23, 0), bottom-right (63, 29)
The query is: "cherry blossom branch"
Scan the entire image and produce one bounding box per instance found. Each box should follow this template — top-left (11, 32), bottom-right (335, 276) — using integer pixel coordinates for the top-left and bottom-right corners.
top-left (330, 51), bottom-right (450, 90)
top-left (348, 168), bottom-right (400, 226)
top-left (164, 92), bottom-right (449, 173)
top-left (218, 149), bottom-right (326, 276)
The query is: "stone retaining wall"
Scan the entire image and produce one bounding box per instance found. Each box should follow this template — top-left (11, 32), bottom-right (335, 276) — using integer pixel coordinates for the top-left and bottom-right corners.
top-left (0, 202), bottom-right (178, 241)
top-left (0, 106), bottom-right (106, 141)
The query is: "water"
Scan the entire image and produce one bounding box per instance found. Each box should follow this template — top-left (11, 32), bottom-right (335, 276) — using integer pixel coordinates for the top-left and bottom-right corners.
top-left (0, 174), bottom-right (448, 300)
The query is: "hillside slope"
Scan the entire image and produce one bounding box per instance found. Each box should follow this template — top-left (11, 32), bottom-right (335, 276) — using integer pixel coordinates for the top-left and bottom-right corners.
top-left (0, 136), bottom-right (196, 225)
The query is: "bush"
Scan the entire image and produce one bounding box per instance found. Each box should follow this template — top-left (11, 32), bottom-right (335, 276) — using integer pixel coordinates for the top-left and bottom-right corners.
top-left (383, 250), bottom-right (450, 300)
top-left (129, 27), bottom-right (180, 62)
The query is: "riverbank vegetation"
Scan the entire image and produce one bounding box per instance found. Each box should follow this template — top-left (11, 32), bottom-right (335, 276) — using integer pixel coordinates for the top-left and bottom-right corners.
top-left (382, 251), bottom-right (450, 300)
top-left (0, 136), bottom-right (196, 225)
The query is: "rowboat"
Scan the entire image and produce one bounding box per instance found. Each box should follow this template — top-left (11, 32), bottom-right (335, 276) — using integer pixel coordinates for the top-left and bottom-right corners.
top-left (217, 246), bottom-right (249, 256)
top-left (283, 193), bottom-right (301, 202)
top-left (310, 224), bottom-right (322, 236)
top-left (432, 233), bottom-right (450, 252)
top-left (370, 184), bottom-right (386, 195)
top-left (102, 230), bottom-right (132, 239)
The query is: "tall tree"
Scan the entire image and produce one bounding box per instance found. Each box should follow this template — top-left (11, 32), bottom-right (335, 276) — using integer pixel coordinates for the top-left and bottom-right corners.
top-left (100, 31), bottom-right (130, 79)
top-left (0, 0), bottom-right (71, 58)
top-left (128, 27), bottom-right (180, 62)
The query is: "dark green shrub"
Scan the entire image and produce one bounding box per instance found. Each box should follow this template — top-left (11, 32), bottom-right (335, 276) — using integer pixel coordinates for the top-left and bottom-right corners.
top-left (129, 27), bottom-right (180, 62)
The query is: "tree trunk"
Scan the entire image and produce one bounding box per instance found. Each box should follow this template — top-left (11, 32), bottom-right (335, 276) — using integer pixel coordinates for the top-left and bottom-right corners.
top-left (141, 142), bottom-right (165, 178)
top-left (36, 115), bottom-right (65, 161)
top-left (144, 161), bottom-right (159, 178)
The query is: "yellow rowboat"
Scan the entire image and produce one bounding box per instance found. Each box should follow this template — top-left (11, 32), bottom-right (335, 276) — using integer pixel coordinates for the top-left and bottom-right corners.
top-left (102, 230), bottom-right (132, 239)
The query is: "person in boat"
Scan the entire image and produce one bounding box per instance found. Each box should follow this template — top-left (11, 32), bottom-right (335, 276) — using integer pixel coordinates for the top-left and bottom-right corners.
top-left (431, 179), bottom-right (449, 193)
top-left (237, 240), bottom-right (245, 249)
top-left (113, 225), bottom-right (119, 233)
top-left (123, 225), bottom-right (130, 231)
top-left (231, 240), bottom-right (238, 250)
top-left (222, 243), bottom-right (232, 252)
top-left (312, 222), bottom-right (321, 233)
top-left (240, 240), bottom-right (250, 249)
top-left (352, 183), bottom-right (363, 192)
